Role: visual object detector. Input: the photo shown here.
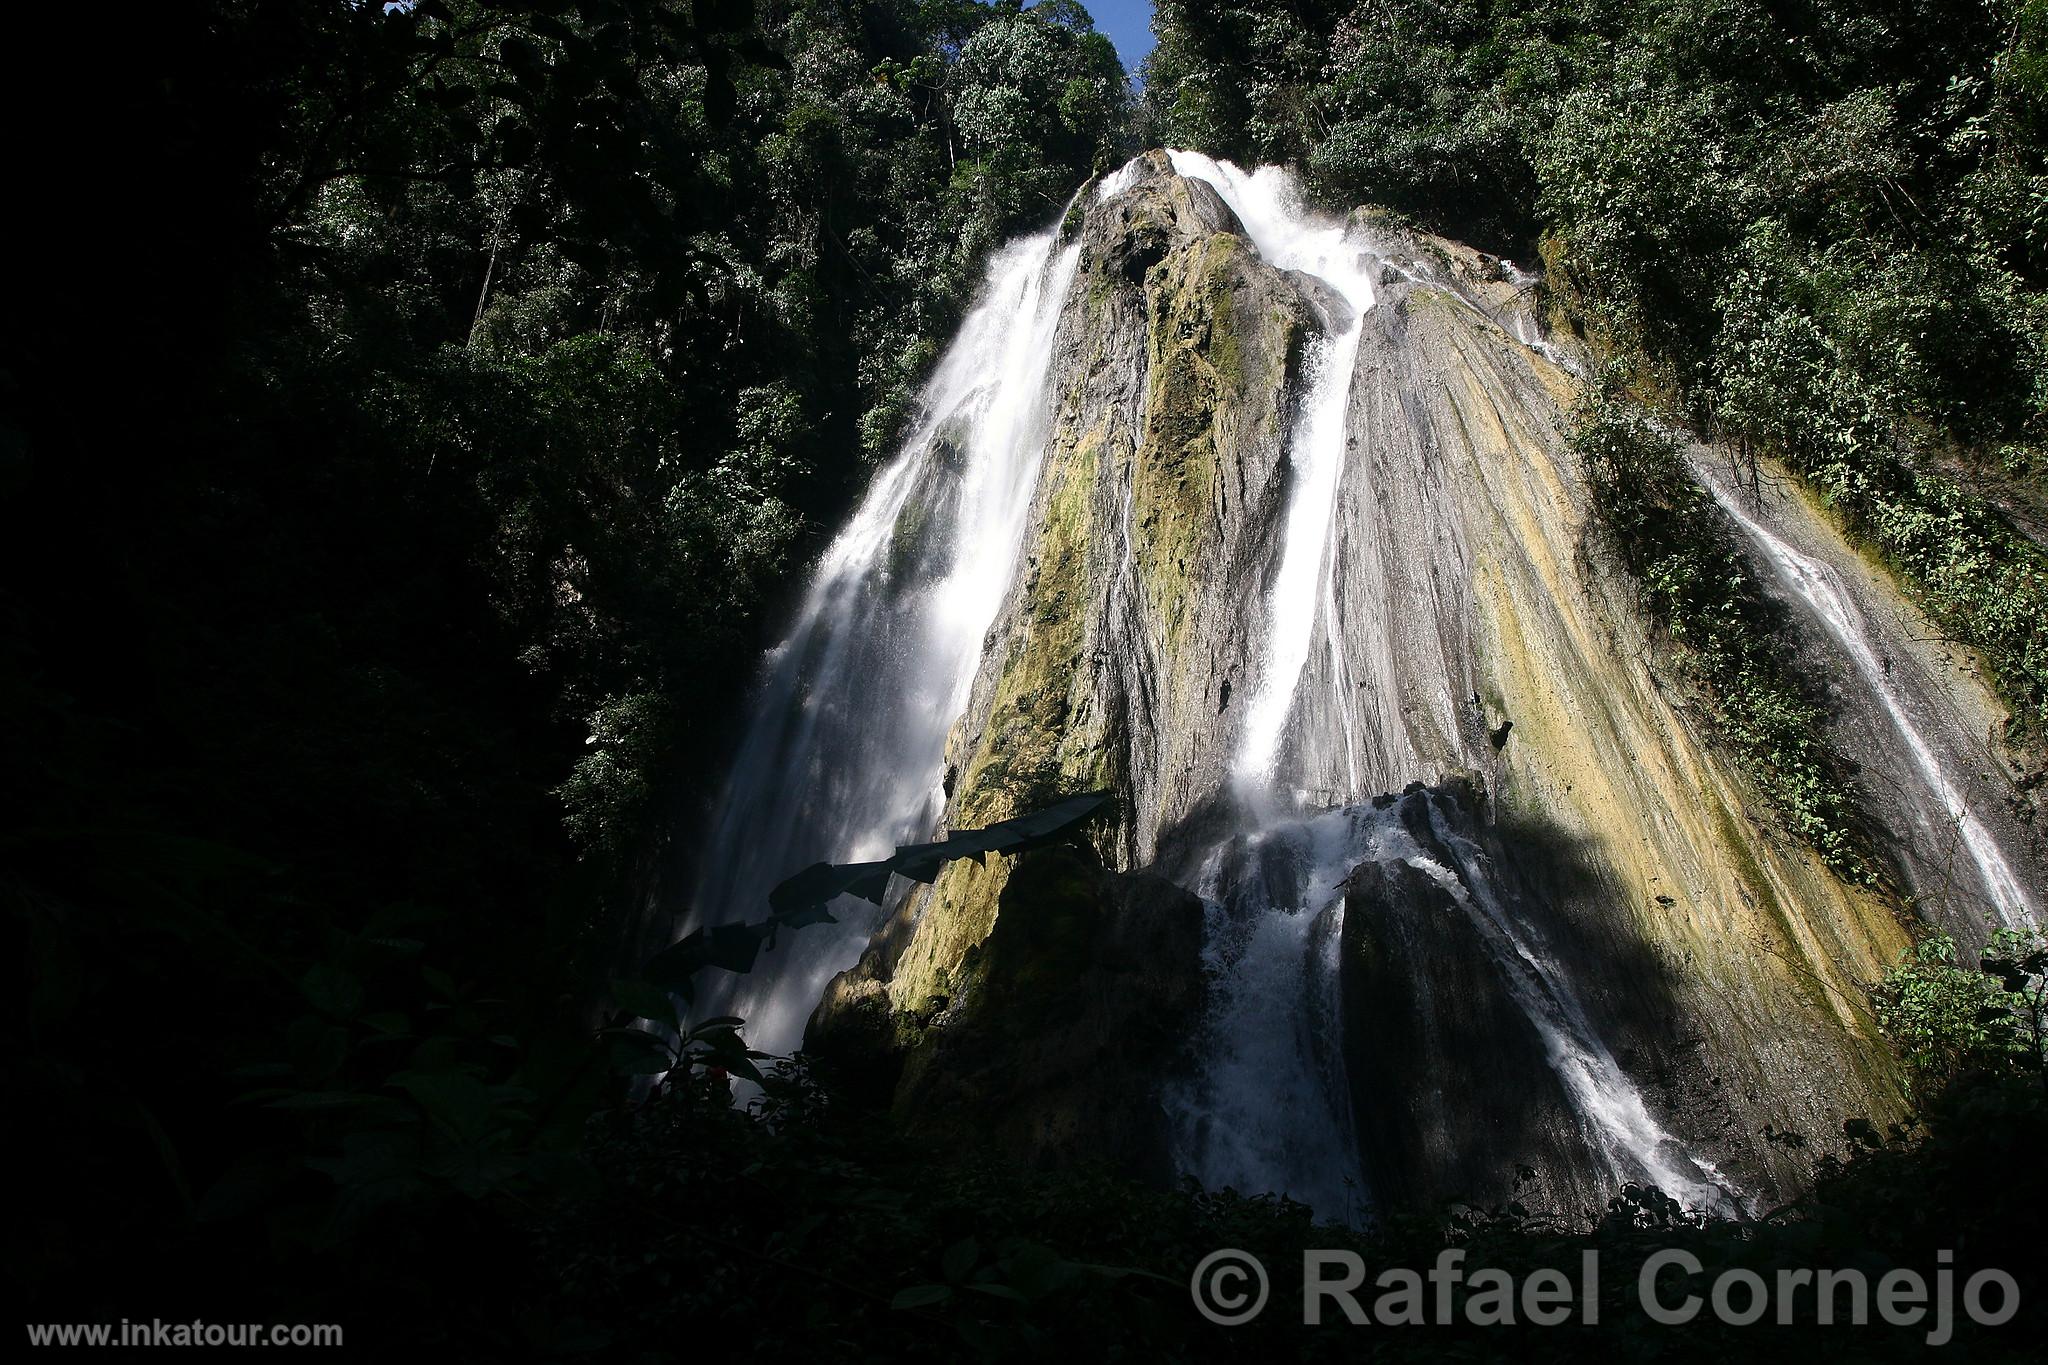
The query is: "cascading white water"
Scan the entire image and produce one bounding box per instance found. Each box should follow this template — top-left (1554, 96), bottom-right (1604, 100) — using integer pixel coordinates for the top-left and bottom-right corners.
top-left (1696, 463), bottom-right (2037, 929)
top-left (1410, 799), bottom-right (1737, 1214)
top-left (1159, 153), bottom-right (1733, 1220)
top-left (682, 228), bottom-right (1082, 1054)
top-left (1154, 154), bottom-right (1377, 1215)
top-left (1166, 792), bottom-right (1738, 1220)
top-left (685, 153), bottom-right (1776, 1221)
top-left (1166, 151), bottom-right (1377, 790)
top-left (1166, 807), bottom-right (1373, 1221)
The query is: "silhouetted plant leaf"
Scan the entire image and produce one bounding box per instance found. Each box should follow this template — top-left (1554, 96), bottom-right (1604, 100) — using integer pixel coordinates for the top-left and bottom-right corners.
top-left (734, 36), bottom-right (790, 71)
top-left (610, 978), bottom-right (677, 1029)
top-left (942, 1236), bottom-right (979, 1282)
top-left (891, 1283), bottom-right (952, 1310)
top-left (603, 1029), bottom-right (673, 1075)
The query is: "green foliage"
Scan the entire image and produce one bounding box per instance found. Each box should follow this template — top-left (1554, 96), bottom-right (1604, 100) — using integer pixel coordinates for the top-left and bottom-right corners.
top-left (1874, 929), bottom-right (2048, 1087)
top-left (18, 1), bottom-right (2048, 1353)
top-left (5, 0), bottom-right (1133, 1333)
top-left (518, 1055), bottom-right (2045, 1360)
top-left (1711, 231), bottom-right (2048, 731)
top-left (558, 692), bottom-right (675, 850)
top-left (941, 9), bottom-right (1128, 268)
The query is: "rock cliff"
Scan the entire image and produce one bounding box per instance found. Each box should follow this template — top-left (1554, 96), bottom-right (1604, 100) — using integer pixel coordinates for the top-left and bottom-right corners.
top-left (799, 151), bottom-right (2039, 1214)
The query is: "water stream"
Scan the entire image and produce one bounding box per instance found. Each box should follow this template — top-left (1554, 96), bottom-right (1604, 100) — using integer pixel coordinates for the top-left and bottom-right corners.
top-left (681, 228), bottom-right (1081, 1054)
top-left (1695, 460), bottom-right (2036, 930)
top-left (675, 153), bottom-right (1954, 1224)
top-left (1157, 154), bottom-right (1732, 1219)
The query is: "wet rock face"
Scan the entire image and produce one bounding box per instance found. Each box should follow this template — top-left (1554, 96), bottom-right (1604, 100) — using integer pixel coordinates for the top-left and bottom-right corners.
top-left (825, 152), bottom-right (1318, 1019)
top-left (811, 152), bottom-right (1949, 1210)
top-left (1340, 844), bottom-right (1605, 1216)
top-left (885, 846), bottom-right (1207, 1180)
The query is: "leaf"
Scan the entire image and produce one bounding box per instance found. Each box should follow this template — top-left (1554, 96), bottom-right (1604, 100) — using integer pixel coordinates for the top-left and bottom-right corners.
top-left (768, 859), bottom-right (888, 914)
top-left (891, 1284), bottom-right (953, 1310)
top-left (526, 14), bottom-right (576, 43)
top-left (964, 1282), bottom-right (1029, 1303)
top-left (391, 1072), bottom-right (503, 1140)
top-left (1982, 960), bottom-right (2029, 993)
top-left (999, 1242), bottom-right (1079, 1299)
top-left (779, 1212), bottom-right (826, 1252)
top-left (733, 36), bottom-right (791, 71)
top-left (496, 125), bottom-right (538, 166)
top-left (692, 1034), bottom-right (764, 1083)
top-left (702, 922), bottom-right (762, 974)
top-left (643, 930), bottom-right (709, 991)
top-left (264, 1090), bottom-right (389, 1111)
top-left (646, 796), bottom-right (1111, 996)
top-left (499, 36), bottom-right (547, 83)
top-left (956, 1317), bottom-right (1012, 1354)
top-left (305, 1128), bottom-right (424, 1206)
top-left (195, 1153), bottom-right (297, 1223)
top-left (610, 978), bottom-right (678, 1029)
top-left (604, 1030), bottom-right (675, 1075)
top-left (943, 1237), bottom-right (980, 1283)
top-left (702, 64), bottom-right (736, 128)
top-left (300, 963), bottom-right (364, 1020)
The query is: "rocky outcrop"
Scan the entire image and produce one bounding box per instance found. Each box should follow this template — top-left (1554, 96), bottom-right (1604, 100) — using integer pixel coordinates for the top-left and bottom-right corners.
top-left (803, 150), bottom-right (2021, 1214)
top-left (1304, 233), bottom-right (1914, 1204)
top-left (894, 846), bottom-right (1206, 1178)
top-left (810, 844), bottom-right (1206, 1179)
top-left (1339, 795), bottom-right (1609, 1216)
top-left (818, 152), bottom-right (1314, 1021)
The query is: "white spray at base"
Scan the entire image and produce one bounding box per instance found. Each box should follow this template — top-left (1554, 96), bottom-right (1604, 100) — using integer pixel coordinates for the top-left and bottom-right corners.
top-left (1696, 463), bottom-right (2036, 930)
top-left (1164, 795), bottom-right (1739, 1222)
top-left (1165, 808), bottom-right (1374, 1224)
top-left (681, 227), bottom-right (1082, 1056)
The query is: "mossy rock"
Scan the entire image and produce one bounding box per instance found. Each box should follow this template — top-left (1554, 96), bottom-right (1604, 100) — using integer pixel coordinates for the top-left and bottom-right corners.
top-left (889, 845), bottom-right (1208, 1181)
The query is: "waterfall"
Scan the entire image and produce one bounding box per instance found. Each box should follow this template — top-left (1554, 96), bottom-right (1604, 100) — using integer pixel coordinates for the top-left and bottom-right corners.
top-left (1152, 153), bottom-right (1376, 1212)
top-left (1407, 796), bottom-right (1737, 1214)
top-left (1696, 460), bottom-right (2037, 930)
top-left (676, 152), bottom-right (1888, 1224)
top-left (1159, 153), bottom-right (1733, 1221)
top-left (1164, 791), bottom-right (1736, 1221)
top-left (1165, 808), bottom-right (1370, 1223)
top-left (681, 227), bottom-right (1082, 1054)
top-left (1166, 151), bottom-right (1378, 791)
